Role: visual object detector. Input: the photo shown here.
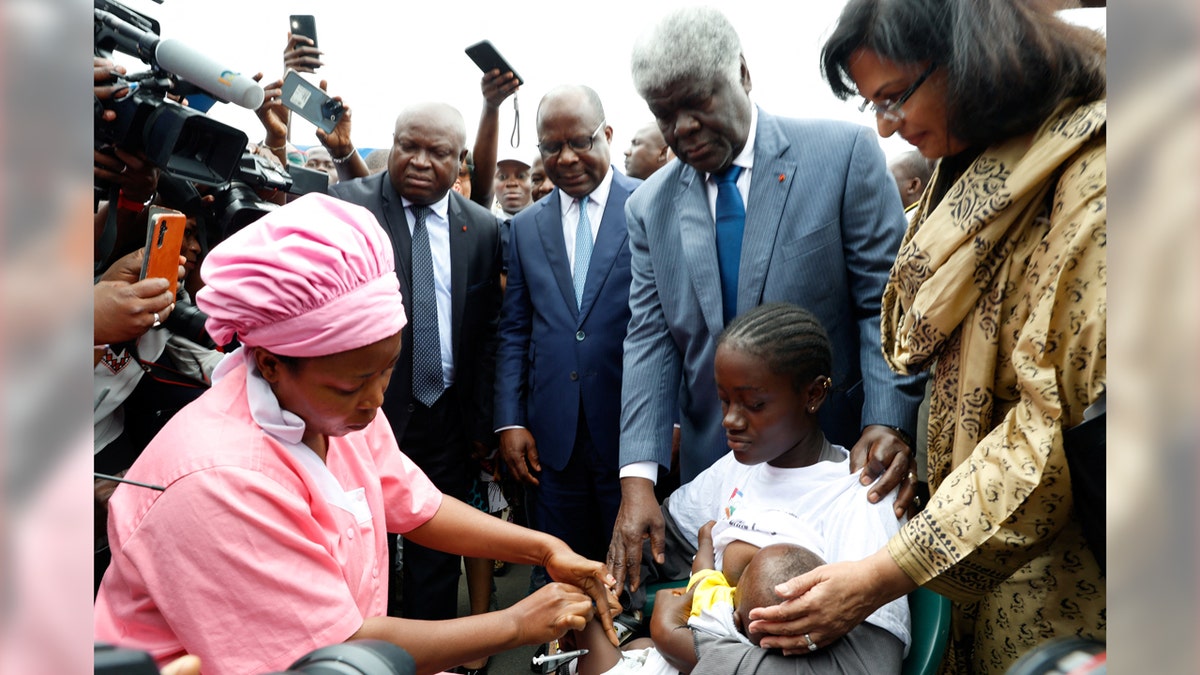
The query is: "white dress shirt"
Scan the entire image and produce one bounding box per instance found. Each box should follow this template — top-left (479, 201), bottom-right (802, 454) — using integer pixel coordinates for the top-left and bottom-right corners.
top-left (559, 166), bottom-right (615, 275)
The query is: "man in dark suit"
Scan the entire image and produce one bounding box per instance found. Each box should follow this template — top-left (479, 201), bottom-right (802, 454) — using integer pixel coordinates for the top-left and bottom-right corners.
top-left (607, 7), bottom-right (926, 592)
top-left (494, 86), bottom-right (641, 569)
top-left (329, 102), bottom-right (503, 621)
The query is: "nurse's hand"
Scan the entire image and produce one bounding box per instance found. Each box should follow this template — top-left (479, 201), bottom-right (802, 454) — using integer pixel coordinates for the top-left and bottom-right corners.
top-left (510, 582), bottom-right (596, 644)
top-left (544, 548), bottom-right (621, 646)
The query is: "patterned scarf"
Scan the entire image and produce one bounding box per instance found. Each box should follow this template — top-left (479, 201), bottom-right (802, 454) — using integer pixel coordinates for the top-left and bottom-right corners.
top-left (881, 99), bottom-right (1107, 478)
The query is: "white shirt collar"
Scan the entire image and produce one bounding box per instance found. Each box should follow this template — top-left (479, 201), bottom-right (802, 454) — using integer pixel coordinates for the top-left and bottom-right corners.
top-left (558, 165), bottom-right (615, 221)
top-left (401, 191), bottom-right (451, 222)
top-left (705, 104), bottom-right (759, 182)
top-left (213, 347), bottom-right (367, 519)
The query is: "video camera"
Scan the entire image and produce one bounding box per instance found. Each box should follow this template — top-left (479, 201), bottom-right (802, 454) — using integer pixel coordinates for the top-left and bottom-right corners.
top-left (95, 640), bottom-right (417, 675)
top-left (94, 0), bottom-right (328, 257)
top-left (94, 0), bottom-right (256, 188)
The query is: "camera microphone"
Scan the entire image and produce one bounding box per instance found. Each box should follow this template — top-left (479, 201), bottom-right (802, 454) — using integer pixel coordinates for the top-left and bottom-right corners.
top-left (95, 8), bottom-right (264, 110)
top-left (154, 39), bottom-right (264, 110)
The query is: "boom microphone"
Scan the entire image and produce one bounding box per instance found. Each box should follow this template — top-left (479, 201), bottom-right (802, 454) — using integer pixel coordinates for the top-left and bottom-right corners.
top-left (155, 39), bottom-right (264, 110)
top-left (95, 8), bottom-right (264, 110)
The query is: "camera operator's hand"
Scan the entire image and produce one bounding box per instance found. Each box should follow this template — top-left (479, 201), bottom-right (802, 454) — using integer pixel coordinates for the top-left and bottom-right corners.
top-left (94, 147), bottom-right (160, 205)
top-left (94, 249), bottom-right (178, 345)
top-left (94, 57), bottom-right (129, 122)
top-left (283, 32), bottom-right (324, 73)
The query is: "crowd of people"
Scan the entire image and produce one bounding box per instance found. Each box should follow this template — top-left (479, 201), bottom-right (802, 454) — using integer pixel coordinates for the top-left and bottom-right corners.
top-left (93, 2), bottom-right (1106, 674)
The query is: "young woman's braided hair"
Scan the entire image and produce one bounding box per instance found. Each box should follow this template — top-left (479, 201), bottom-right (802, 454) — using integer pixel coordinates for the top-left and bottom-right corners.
top-left (717, 303), bottom-right (833, 394)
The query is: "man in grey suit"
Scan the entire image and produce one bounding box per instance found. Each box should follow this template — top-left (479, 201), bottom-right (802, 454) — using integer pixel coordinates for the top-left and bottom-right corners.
top-left (608, 6), bottom-right (925, 592)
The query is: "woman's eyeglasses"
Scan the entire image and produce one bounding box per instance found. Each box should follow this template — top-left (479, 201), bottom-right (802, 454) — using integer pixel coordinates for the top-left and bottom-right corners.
top-left (858, 63), bottom-right (936, 123)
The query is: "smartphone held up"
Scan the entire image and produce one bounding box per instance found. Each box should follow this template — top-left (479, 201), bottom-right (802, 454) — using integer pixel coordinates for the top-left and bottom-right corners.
top-left (281, 71), bottom-right (344, 134)
top-left (465, 40), bottom-right (523, 85)
top-left (140, 206), bottom-right (186, 299)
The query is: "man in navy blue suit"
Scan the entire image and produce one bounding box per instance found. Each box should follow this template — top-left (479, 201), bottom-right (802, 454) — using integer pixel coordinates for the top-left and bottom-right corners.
top-left (494, 85), bottom-right (641, 567)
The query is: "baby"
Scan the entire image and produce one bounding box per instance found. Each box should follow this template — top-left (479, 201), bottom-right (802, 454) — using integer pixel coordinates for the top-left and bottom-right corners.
top-left (573, 509), bottom-right (824, 675)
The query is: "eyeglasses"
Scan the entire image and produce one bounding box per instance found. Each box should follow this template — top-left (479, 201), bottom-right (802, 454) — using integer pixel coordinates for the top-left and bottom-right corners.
top-left (858, 63), bottom-right (936, 123)
top-left (538, 119), bottom-right (606, 158)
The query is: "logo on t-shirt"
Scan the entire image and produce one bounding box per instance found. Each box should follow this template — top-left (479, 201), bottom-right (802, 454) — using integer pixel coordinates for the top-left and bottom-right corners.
top-left (723, 486), bottom-right (745, 519)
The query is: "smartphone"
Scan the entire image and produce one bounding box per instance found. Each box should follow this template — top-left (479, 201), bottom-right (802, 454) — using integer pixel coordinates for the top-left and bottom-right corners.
top-left (140, 206), bottom-right (186, 299)
top-left (289, 14), bottom-right (318, 50)
top-left (281, 70), bottom-right (345, 134)
top-left (465, 40), bottom-right (523, 85)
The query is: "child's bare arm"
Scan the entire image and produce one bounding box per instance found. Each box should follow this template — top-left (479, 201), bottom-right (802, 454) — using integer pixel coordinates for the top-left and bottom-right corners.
top-left (572, 617), bottom-right (624, 675)
top-left (692, 520), bottom-right (717, 575)
top-left (650, 587), bottom-right (699, 673)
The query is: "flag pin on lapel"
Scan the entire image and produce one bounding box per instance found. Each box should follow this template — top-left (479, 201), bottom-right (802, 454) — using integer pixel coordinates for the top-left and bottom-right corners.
top-left (778, 173), bottom-right (786, 182)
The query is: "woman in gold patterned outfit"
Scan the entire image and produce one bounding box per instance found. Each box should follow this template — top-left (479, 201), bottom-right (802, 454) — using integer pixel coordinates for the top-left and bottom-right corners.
top-left (747, 1), bottom-right (1106, 673)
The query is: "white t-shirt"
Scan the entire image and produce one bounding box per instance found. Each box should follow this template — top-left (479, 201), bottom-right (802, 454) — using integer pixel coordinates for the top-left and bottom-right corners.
top-left (667, 447), bottom-right (911, 650)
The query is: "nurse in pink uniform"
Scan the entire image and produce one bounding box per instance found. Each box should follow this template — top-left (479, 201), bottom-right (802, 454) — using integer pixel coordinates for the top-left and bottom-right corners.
top-left (95, 194), bottom-right (619, 675)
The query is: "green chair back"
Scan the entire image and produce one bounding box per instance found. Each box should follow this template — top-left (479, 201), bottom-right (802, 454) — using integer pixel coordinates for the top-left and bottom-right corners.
top-left (901, 587), bottom-right (951, 675)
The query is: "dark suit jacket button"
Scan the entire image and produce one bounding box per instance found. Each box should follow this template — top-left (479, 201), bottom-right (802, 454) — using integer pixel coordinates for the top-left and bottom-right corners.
top-left (570, 371), bottom-right (579, 381)
top-left (407, 403), bottom-right (416, 413)
top-left (575, 330), bottom-right (586, 342)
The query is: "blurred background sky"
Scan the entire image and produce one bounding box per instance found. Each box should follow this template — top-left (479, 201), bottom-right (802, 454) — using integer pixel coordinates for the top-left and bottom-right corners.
top-left (114, 0), bottom-right (915, 160)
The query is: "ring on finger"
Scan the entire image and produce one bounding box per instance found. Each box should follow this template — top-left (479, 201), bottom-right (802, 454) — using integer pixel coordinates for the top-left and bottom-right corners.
top-left (804, 633), bottom-right (817, 652)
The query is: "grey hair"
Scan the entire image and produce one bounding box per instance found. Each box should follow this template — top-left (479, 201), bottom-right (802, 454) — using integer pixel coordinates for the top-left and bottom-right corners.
top-left (631, 6), bottom-right (743, 97)
top-left (889, 150), bottom-right (935, 185)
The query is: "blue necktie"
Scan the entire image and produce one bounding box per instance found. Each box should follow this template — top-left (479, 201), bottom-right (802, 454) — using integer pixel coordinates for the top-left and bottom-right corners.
top-left (410, 205), bottom-right (444, 406)
top-left (714, 165), bottom-right (745, 325)
top-left (572, 196), bottom-right (593, 309)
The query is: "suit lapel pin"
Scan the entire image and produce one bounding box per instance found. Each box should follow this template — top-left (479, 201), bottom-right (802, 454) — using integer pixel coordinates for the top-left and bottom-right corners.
top-left (778, 173), bottom-right (786, 182)
top-left (462, 225), bottom-right (467, 232)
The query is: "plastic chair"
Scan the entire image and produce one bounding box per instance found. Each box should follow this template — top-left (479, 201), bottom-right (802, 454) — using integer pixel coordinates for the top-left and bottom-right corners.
top-left (641, 581), bottom-right (950, 675)
top-left (901, 587), bottom-right (951, 675)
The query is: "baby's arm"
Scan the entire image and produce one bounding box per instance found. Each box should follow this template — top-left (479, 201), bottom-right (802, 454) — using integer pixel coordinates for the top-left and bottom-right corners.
top-left (572, 618), bottom-right (624, 675)
top-left (650, 587), bottom-right (700, 673)
top-left (692, 520), bottom-right (717, 575)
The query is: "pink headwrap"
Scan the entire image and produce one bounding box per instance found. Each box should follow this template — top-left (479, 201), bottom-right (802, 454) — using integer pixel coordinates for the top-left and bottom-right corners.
top-left (196, 193), bottom-right (406, 357)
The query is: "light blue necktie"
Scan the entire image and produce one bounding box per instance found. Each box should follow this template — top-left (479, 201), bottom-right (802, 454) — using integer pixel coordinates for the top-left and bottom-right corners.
top-left (714, 165), bottom-right (745, 325)
top-left (410, 205), bottom-right (444, 406)
top-left (572, 196), bottom-right (593, 309)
